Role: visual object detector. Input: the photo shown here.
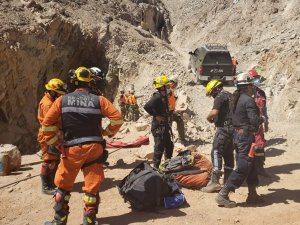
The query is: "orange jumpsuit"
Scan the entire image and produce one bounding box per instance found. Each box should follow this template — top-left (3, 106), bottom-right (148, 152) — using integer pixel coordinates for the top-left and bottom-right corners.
top-left (127, 94), bottom-right (137, 105)
top-left (37, 93), bottom-right (60, 162)
top-left (168, 88), bottom-right (176, 112)
top-left (42, 89), bottom-right (123, 194)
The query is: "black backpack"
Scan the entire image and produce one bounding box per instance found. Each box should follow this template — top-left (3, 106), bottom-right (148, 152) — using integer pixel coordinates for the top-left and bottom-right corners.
top-left (118, 161), bottom-right (172, 211)
top-left (159, 150), bottom-right (207, 175)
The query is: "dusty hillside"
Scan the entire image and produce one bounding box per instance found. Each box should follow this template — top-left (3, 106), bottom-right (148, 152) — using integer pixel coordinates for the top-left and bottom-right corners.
top-left (1, 0), bottom-right (299, 152)
top-left (0, 0), bottom-right (300, 224)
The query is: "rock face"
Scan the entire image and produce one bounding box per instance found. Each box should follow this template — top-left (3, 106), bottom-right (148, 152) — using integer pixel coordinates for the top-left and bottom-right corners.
top-left (0, 144), bottom-right (21, 176)
top-left (0, 0), bottom-right (299, 154)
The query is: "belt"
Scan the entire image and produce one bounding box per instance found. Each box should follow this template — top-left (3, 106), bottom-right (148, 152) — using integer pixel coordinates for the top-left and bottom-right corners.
top-left (234, 128), bottom-right (244, 134)
top-left (64, 136), bottom-right (103, 147)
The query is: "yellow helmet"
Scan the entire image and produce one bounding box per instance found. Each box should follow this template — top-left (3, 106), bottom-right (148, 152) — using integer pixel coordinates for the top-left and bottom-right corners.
top-left (206, 80), bottom-right (222, 96)
top-left (73, 67), bottom-right (94, 83)
top-left (45, 78), bottom-right (66, 95)
top-left (153, 74), bottom-right (171, 89)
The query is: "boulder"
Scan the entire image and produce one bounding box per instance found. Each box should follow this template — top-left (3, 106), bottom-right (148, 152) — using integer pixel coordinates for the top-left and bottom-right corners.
top-left (0, 144), bottom-right (22, 176)
top-left (135, 122), bottom-right (149, 132)
top-left (175, 90), bottom-right (188, 112)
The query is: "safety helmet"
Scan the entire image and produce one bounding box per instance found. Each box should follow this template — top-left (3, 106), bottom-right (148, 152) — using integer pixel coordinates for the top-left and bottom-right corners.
top-left (169, 75), bottom-right (178, 84)
top-left (153, 74), bottom-right (171, 89)
top-left (71, 67), bottom-right (94, 83)
top-left (235, 72), bottom-right (253, 85)
top-left (248, 68), bottom-right (258, 78)
top-left (45, 78), bottom-right (66, 95)
top-left (206, 80), bottom-right (222, 96)
top-left (89, 67), bottom-right (104, 79)
top-left (129, 90), bottom-right (135, 94)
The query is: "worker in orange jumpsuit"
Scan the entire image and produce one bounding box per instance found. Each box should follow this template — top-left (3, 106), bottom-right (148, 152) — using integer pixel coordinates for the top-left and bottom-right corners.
top-left (43, 67), bottom-right (123, 225)
top-left (37, 78), bottom-right (67, 195)
top-left (126, 90), bottom-right (141, 121)
top-left (118, 89), bottom-right (128, 119)
top-left (232, 56), bottom-right (238, 75)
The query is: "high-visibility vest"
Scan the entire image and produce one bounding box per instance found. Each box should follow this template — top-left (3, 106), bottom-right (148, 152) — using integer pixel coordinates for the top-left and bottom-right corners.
top-left (61, 90), bottom-right (103, 146)
top-left (127, 94), bottom-right (137, 105)
top-left (232, 58), bottom-right (238, 65)
top-left (168, 89), bottom-right (176, 112)
top-left (119, 94), bottom-right (127, 104)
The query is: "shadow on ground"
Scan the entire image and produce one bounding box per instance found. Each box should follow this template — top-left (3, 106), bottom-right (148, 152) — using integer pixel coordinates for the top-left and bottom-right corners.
top-left (98, 207), bottom-right (187, 225)
top-left (73, 177), bottom-right (123, 193)
top-left (265, 147), bottom-right (285, 157)
top-left (252, 163), bottom-right (300, 186)
top-left (266, 137), bottom-right (287, 146)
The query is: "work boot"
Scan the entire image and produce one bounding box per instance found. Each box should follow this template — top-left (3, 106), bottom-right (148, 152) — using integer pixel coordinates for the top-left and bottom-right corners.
top-left (215, 186), bottom-right (237, 208)
top-left (83, 214), bottom-right (98, 225)
top-left (223, 168), bottom-right (233, 184)
top-left (246, 185), bottom-right (265, 204)
top-left (201, 171), bottom-right (222, 193)
top-left (44, 213), bottom-right (68, 225)
top-left (41, 175), bottom-right (56, 195)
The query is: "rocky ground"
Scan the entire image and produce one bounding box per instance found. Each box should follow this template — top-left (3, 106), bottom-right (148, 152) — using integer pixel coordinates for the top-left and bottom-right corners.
top-left (1, 120), bottom-right (300, 225)
top-left (0, 0), bottom-right (300, 224)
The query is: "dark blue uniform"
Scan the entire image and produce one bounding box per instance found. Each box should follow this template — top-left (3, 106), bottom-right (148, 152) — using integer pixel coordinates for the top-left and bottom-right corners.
top-left (144, 92), bottom-right (174, 168)
top-left (211, 91), bottom-right (234, 176)
top-left (225, 93), bottom-right (263, 191)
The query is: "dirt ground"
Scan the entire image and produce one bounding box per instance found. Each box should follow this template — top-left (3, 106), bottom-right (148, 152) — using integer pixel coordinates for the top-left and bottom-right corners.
top-left (1, 121), bottom-right (300, 225)
top-left (0, 0), bottom-right (299, 225)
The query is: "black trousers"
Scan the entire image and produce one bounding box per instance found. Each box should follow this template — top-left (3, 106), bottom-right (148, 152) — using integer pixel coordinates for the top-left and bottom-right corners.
top-left (211, 127), bottom-right (234, 172)
top-left (226, 131), bottom-right (259, 191)
top-left (151, 124), bottom-right (174, 168)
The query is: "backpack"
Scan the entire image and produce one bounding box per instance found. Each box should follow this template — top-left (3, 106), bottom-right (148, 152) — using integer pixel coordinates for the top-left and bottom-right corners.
top-left (159, 150), bottom-right (198, 174)
top-left (118, 161), bottom-right (185, 211)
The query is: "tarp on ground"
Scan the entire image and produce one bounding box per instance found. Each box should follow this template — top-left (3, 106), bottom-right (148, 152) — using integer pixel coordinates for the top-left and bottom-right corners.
top-left (105, 136), bottom-right (149, 148)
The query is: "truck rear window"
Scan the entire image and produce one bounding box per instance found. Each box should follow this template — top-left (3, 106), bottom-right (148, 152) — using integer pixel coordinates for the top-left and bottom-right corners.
top-left (203, 53), bottom-right (231, 64)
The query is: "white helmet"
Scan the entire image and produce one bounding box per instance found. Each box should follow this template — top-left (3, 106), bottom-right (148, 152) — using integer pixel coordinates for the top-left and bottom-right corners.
top-left (235, 72), bottom-right (253, 85)
top-left (90, 67), bottom-right (103, 78)
top-left (169, 75), bottom-right (178, 84)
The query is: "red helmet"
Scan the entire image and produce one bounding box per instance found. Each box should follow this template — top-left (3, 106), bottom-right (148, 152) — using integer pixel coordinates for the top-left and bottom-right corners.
top-left (248, 68), bottom-right (258, 78)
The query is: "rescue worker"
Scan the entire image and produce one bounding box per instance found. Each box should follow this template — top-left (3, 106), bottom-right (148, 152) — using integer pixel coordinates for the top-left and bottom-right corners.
top-left (144, 75), bottom-right (174, 168)
top-left (232, 56), bottom-right (238, 75)
top-left (38, 78), bottom-right (67, 195)
top-left (42, 67), bottom-right (123, 225)
top-left (127, 89), bottom-right (141, 121)
top-left (216, 72), bottom-right (265, 208)
top-left (89, 67), bottom-right (107, 96)
top-left (249, 70), bottom-right (269, 177)
top-left (201, 80), bottom-right (234, 193)
top-left (168, 76), bottom-right (186, 142)
top-left (118, 89), bottom-right (128, 119)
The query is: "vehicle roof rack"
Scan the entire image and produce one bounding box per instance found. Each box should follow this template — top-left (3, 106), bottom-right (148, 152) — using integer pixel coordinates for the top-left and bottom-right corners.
top-left (204, 43), bottom-right (228, 51)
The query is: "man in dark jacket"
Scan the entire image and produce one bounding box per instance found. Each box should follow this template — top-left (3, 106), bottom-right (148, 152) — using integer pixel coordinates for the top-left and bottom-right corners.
top-left (216, 72), bottom-right (265, 208)
top-left (144, 74), bottom-right (174, 168)
top-left (201, 80), bottom-right (234, 193)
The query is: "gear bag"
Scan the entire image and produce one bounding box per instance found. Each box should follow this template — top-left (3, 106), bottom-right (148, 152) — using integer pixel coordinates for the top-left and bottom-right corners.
top-left (118, 161), bottom-right (184, 211)
top-left (159, 150), bottom-right (198, 174)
